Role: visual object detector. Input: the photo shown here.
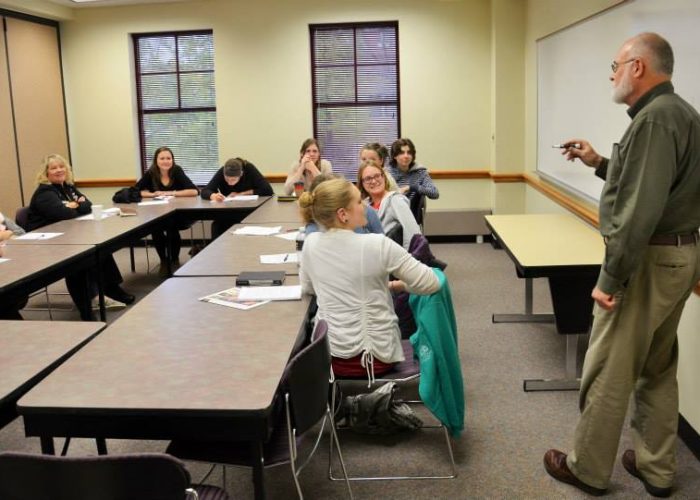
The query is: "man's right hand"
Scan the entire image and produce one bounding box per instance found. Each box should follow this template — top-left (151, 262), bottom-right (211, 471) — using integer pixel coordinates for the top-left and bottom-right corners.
top-left (561, 139), bottom-right (603, 168)
top-left (210, 193), bottom-right (226, 202)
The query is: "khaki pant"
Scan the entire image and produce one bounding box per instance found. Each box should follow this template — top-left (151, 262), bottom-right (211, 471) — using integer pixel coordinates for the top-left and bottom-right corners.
top-left (567, 242), bottom-right (700, 490)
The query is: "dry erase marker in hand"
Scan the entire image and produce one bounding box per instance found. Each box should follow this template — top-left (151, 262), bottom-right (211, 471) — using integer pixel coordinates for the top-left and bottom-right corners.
top-left (552, 143), bottom-right (581, 149)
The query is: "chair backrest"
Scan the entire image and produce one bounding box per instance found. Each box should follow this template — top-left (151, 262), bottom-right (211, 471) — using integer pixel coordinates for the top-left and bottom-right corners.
top-left (285, 319), bottom-right (332, 435)
top-left (0, 452), bottom-right (193, 500)
top-left (14, 207), bottom-right (30, 232)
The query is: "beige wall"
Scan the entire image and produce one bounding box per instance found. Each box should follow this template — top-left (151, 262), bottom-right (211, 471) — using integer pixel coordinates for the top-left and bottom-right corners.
top-left (0, 0), bottom-right (72, 20)
top-left (57, 0), bottom-right (492, 197)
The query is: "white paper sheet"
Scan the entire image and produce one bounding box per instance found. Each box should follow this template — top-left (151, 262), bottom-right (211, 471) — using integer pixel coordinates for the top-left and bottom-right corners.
top-left (224, 194), bottom-right (259, 202)
top-left (138, 200), bottom-right (170, 206)
top-left (232, 226), bottom-right (282, 236)
top-left (14, 232), bottom-right (63, 240)
top-left (274, 231), bottom-right (300, 241)
top-left (0, 258), bottom-right (10, 263)
top-left (259, 253), bottom-right (298, 264)
top-left (237, 285), bottom-right (302, 301)
top-left (75, 209), bottom-right (120, 221)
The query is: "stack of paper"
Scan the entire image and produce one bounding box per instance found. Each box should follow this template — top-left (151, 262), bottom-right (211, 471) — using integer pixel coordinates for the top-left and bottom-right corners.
top-left (232, 226), bottom-right (282, 236)
top-left (224, 194), bottom-right (259, 202)
top-left (237, 285), bottom-right (302, 301)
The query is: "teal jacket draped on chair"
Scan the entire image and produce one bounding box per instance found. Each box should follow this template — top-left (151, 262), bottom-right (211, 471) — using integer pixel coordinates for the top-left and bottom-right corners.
top-left (409, 269), bottom-right (465, 437)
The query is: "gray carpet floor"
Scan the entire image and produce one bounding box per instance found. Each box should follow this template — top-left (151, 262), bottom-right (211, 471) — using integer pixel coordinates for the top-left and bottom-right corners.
top-left (2, 242), bottom-right (699, 499)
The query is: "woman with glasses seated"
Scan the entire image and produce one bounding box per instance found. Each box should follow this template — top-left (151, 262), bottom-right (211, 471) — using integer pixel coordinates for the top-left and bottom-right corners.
top-left (359, 142), bottom-right (398, 190)
top-left (26, 154), bottom-right (135, 321)
top-left (300, 173), bottom-right (383, 235)
top-left (299, 178), bottom-right (439, 378)
top-left (357, 160), bottom-right (421, 250)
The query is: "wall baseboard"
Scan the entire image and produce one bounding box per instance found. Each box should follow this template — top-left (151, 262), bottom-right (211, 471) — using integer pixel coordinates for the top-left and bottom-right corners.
top-left (679, 414), bottom-right (700, 462)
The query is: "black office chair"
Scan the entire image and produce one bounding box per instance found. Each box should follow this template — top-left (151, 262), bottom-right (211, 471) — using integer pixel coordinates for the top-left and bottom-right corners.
top-left (0, 451), bottom-right (229, 500)
top-left (167, 320), bottom-right (353, 499)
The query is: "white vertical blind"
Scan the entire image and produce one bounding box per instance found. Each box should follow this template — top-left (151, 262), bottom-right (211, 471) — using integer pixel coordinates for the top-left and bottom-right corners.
top-left (311, 23), bottom-right (399, 179)
top-left (134, 31), bottom-right (219, 185)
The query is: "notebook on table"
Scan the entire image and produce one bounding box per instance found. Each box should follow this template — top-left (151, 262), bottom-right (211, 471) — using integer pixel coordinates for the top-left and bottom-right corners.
top-left (235, 270), bottom-right (285, 286)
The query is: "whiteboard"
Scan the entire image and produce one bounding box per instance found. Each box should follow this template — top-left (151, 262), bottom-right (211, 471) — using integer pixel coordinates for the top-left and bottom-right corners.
top-left (537, 0), bottom-right (700, 202)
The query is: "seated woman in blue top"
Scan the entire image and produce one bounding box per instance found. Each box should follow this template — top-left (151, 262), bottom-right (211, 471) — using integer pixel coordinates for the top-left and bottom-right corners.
top-left (200, 157), bottom-right (274, 240)
top-left (136, 146), bottom-right (198, 272)
top-left (300, 173), bottom-right (383, 235)
top-left (26, 154), bottom-right (134, 321)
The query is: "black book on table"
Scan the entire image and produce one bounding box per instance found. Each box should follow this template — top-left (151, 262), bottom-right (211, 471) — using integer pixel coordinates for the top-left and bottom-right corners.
top-left (236, 271), bottom-right (285, 286)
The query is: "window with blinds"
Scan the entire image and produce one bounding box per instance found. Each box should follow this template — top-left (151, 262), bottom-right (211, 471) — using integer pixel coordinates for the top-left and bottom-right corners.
top-left (133, 31), bottom-right (219, 185)
top-left (310, 22), bottom-right (400, 179)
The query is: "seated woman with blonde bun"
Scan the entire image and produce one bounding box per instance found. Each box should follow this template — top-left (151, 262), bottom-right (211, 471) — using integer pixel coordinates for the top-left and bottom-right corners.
top-left (298, 178), bottom-right (440, 379)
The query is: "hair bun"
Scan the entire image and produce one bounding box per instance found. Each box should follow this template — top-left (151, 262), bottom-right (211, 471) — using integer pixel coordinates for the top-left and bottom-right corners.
top-left (298, 191), bottom-right (314, 207)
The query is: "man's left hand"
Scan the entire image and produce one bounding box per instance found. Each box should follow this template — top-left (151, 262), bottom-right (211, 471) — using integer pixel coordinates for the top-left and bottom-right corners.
top-left (592, 286), bottom-right (616, 311)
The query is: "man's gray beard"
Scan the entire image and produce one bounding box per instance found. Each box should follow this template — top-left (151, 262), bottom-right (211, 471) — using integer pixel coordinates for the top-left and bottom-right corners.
top-left (612, 74), bottom-right (633, 104)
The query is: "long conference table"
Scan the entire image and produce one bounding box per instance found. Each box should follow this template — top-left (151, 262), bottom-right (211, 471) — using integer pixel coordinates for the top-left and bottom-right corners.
top-left (13, 195), bottom-right (307, 499)
top-left (0, 321), bottom-right (105, 431)
top-left (1, 195), bottom-right (270, 320)
top-left (485, 214), bottom-right (604, 391)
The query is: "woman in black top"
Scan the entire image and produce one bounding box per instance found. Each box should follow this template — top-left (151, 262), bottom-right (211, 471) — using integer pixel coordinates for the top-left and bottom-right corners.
top-left (136, 147), bottom-right (198, 271)
top-left (201, 157), bottom-right (273, 239)
top-left (26, 154), bottom-right (134, 321)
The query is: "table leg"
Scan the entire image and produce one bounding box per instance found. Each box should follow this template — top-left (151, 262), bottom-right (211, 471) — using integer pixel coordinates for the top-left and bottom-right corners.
top-left (521, 273), bottom-right (596, 391)
top-left (524, 334), bottom-right (582, 391)
top-left (492, 278), bottom-right (556, 324)
top-left (252, 441), bottom-right (266, 500)
top-left (96, 438), bottom-right (108, 455)
top-left (40, 436), bottom-right (55, 455)
top-left (95, 254), bottom-right (106, 322)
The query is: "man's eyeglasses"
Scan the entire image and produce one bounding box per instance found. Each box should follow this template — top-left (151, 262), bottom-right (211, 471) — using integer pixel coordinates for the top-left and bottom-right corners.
top-left (361, 173), bottom-right (383, 184)
top-left (611, 58), bottom-right (637, 73)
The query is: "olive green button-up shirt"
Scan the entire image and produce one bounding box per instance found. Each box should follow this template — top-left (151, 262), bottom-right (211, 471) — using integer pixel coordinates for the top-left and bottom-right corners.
top-left (596, 81), bottom-right (700, 294)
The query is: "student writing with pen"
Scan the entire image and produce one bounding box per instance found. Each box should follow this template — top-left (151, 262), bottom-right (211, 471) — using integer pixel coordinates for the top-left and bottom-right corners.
top-left (200, 157), bottom-right (273, 240)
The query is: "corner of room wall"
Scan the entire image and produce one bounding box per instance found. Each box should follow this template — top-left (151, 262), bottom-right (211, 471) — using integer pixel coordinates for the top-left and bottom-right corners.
top-left (0, 0), bottom-right (73, 20)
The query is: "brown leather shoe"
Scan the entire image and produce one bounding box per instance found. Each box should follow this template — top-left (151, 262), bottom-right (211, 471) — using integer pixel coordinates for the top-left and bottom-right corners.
top-left (621, 450), bottom-right (672, 498)
top-left (544, 449), bottom-right (607, 496)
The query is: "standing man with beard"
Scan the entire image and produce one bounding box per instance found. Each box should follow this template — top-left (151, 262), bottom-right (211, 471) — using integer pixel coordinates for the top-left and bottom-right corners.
top-left (543, 33), bottom-right (700, 497)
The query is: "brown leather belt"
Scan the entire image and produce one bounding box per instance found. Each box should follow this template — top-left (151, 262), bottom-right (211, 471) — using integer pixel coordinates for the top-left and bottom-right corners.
top-left (648, 231), bottom-right (699, 246)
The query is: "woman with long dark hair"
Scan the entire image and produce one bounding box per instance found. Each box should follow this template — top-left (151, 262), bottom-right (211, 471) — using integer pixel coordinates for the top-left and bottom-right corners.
top-left (136, 146), bottom-right (198, 272)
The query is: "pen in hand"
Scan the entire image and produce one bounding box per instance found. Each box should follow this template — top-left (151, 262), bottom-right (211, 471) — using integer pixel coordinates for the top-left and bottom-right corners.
top-left (552, 143), bottom-right (581, 149)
